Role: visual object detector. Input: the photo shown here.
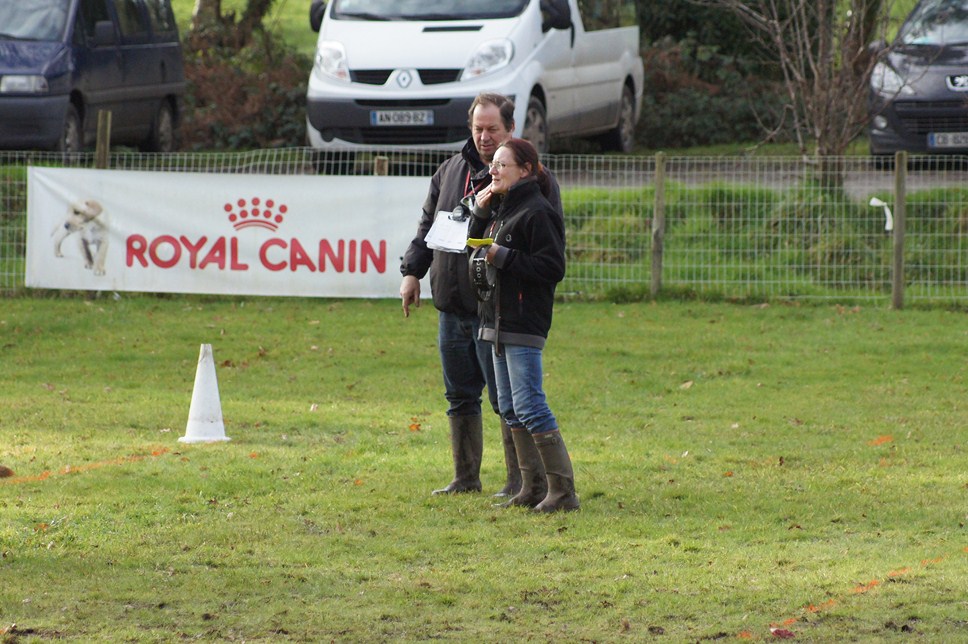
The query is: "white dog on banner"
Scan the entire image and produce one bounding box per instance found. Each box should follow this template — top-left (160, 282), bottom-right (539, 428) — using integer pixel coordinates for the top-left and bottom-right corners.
top-left (52, 199), bottom-right (108, 276)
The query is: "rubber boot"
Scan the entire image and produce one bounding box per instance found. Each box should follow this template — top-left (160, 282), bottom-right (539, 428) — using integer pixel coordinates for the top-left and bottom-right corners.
top-left (497, 428), bottom-right (547, 508)
top-left (492, 419), bottom-right (522, 498)
top-left (432, 414), bottom-right (483, 495)
top-left (533, 430), bottom-right (580, 512)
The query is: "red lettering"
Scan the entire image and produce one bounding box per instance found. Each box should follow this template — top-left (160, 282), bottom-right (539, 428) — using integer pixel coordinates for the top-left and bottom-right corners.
top-left (125, 235), bottom-right (384, 274)
top-left (318, 240), bottom-right (344, 272)
top-left (199, 238), bottom-right (227, 270)
top-left (149, 235), bottom-right (181, 269)
top-left (127, 235), bottom-right (148, 267)
top-left (179, 236), bottom-right (208, 269)
top-left (289, 238), bottom-right (316, 272)
top-left (230, 238), bottom-right (249, 271)
top-left (260, 239), bottom-right (287, 272)
top-left (360, 240), bottom-right (386, 273)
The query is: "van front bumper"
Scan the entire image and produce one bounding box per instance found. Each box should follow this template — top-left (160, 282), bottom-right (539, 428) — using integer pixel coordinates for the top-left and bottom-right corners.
top-left (0, 94), bottom-right (69, 150)
top-left (307, 96), bottom-right (476, 148)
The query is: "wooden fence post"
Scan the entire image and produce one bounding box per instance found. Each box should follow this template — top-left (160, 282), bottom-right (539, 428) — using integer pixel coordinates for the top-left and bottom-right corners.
top-left (891, 151), bottom-right (906, 310)
top-left (95, 110), bottom-right (112, 169)
top-left (374, 155), bottom-right (389, 176)
top-left (651, 152), bottom-right (666, 299)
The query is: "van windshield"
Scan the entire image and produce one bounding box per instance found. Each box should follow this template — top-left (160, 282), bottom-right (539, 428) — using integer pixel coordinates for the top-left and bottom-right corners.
top-left (897, 0), bottom-right (968, 46)
top-left (0, 0), bottom-right (71, 42)
top-left (331, 0), bottom-right (529, 21)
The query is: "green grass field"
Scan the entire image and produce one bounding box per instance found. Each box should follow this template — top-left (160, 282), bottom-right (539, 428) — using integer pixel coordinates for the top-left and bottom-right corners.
top-left (1, 297), bottom-right (966, 641)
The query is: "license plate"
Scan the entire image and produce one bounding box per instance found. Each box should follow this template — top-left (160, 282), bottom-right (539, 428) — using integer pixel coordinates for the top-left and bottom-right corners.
top-left (370, 110), bottom-right (434, 126)
top-left (928, 131), bottom-right (968, 148)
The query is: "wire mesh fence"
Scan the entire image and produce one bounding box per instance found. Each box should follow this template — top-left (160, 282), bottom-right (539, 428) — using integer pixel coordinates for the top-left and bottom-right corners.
top-left (2, 148), bottom-right (967, 304)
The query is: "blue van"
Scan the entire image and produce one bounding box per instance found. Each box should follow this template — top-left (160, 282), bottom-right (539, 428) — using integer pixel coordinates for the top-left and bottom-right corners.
top-left (0, 0), bottom-right (186, 153)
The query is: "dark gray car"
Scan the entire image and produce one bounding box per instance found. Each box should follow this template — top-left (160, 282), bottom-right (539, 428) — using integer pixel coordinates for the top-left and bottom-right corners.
top-left (869, 0), bottom-right (968, 156)
top-left (0, 0), bottom-right (185, 153)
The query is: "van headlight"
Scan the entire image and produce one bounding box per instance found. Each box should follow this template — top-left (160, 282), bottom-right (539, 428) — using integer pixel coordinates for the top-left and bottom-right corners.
top-left (0, 75), bottom-right (49, 94)
top-left (313, 41), bottom-right (350, 82)
top-left (461, 40), bottom-right (514, 81)
top-left (870, 61), bottom-right (914, 97)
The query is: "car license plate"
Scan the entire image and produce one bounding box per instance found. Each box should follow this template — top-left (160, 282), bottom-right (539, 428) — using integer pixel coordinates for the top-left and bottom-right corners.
top-left (928, 131), bottom-right (968, 148)
top-left (370, 110), bottom-right (434, 126)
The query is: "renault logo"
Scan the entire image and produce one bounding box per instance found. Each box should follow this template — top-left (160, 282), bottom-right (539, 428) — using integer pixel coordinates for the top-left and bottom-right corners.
top-left (397, 70), bottom-right (413, 88)
top-left (947, 74), bottom-right (968, 91)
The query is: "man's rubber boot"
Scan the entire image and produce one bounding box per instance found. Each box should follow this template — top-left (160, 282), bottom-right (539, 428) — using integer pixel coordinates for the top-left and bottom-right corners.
top-left (497, 428), bottom-right (547, 508)
top-left (492, 419), bottom-right (522, 498)
top-left (432, 414), bottom-right (483, 495)
top-left (533, 430), bottom-right (580, 512)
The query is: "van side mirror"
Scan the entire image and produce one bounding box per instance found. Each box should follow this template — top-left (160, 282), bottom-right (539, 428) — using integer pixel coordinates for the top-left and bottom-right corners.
top-left (540, 0), bottom-right (572, 33)
top-left (310, 0), bottom-right (326, 33)
top-left (92, 20), bottom-right (116, 47)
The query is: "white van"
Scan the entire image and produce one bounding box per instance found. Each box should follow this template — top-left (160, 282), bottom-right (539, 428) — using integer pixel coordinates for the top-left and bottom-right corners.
top-left (305, 0), bottom-right (643, 153)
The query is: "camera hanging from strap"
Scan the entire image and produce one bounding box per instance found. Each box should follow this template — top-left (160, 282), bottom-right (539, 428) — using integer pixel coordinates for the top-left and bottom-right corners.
top-left (469, 246), bottom-right (496, 301)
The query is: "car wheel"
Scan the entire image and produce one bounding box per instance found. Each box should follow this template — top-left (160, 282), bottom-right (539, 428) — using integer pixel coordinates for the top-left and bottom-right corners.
top-left (142, 102), bottom-right (175, 153)
top-left (57, 105), bottom-right (83, 154)
top-left (523, 95), bottom-right (549, 154)
top-left (601, 85), bottom-right (635, 153)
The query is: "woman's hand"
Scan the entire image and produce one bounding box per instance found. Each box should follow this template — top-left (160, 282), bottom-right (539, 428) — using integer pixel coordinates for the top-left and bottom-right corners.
top-left (476, 184), bottom-right (494, 210)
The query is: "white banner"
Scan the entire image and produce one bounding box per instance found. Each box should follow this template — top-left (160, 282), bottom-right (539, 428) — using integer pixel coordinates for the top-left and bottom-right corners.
top-left (26, 167), bottom-right (432, 298)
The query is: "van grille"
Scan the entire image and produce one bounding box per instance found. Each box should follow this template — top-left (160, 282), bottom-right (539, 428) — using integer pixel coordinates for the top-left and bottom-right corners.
top-left (349, 69), bottom-right (462, 86)
top-left (355, 99), bottom-right (449, 108)
top-left (894, 100), bottom-right (968, 134)
top-left (329, 126), bottom-right (468, 145)
top-left (419, 69), bottom-right (461, 85)
top-left (352, 70), bottom-right (392, 85)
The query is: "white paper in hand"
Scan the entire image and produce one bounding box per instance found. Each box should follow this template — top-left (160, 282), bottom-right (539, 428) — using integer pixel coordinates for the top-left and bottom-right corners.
top-left (425, 208), bottom-right (470, 253)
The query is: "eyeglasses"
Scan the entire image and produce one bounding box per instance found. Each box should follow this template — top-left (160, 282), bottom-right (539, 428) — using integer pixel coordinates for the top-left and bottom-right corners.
top-left (488, 161), bottom-right (517, 171)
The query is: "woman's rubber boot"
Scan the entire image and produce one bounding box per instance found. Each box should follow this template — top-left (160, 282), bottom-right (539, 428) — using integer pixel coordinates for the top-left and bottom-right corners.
top-left (533, 430), bottom-right (580, 512)
top-left (432, 414), bottom-right (483, 495)
top-left (492, 419), bottom-right (522, 498)
top-left (497, 428), bottom-right (547, 508)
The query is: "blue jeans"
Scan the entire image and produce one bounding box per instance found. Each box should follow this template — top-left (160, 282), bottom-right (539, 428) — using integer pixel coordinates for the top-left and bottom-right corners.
top-left (438, 311), bottom-right (499, 417)
top-left (492, 344), bottom-right (558, 435)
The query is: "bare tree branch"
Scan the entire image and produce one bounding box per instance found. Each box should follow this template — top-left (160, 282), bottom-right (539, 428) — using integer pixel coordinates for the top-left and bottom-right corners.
top-left (691, 0), bottom-right (894, 165)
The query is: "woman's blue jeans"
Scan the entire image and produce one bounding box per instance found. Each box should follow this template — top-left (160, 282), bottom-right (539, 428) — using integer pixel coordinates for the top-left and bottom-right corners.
top-left (492, 344), bottom-right (558, 435)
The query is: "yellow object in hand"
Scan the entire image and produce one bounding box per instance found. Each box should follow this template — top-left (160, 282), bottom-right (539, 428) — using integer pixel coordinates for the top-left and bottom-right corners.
top-left (466, 238), bottom-right (494, 248)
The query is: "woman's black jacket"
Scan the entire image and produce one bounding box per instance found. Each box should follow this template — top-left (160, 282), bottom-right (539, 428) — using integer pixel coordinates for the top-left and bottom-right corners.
top-left (468, 178), bottom-right (565, 349)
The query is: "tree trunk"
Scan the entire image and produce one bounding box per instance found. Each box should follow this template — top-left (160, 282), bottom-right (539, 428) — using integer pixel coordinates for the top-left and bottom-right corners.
top-left (191, 0), bottom-right (222, 31)
top-left (190, 0), bottom-right (276, 49)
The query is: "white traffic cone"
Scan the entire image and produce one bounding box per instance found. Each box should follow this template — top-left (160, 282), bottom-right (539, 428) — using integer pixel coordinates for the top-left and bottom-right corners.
top-left (180, 344), bottom-right (230, 443)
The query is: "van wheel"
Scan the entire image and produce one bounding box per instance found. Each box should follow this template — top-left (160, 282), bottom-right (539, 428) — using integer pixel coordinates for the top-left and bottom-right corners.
top-left (57, 105), bottom-right (83, 154)
top-left (523, 96), bottom-right (549, 154)
top-left (142, 103), bottom-right (175, 153)
top-left (601, 85), bottom-right (635, 153)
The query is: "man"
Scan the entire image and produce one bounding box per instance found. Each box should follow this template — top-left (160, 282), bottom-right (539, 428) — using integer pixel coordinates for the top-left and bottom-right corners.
top-left (400, 93), bottom-right (562, 497)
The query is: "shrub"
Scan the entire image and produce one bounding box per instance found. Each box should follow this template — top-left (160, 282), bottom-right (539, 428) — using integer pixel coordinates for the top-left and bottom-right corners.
top-left (636, 38), bottom-right (790, 149)
top-left (180, 30), bottom-right (310, 151)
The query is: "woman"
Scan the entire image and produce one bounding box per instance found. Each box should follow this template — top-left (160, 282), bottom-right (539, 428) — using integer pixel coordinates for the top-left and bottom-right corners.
top-left (467, 138), bottom-right (578, 512)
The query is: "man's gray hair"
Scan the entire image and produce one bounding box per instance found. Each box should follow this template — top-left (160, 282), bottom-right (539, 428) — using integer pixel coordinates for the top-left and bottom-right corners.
top-left (468, 93), bottom-right (515, 131)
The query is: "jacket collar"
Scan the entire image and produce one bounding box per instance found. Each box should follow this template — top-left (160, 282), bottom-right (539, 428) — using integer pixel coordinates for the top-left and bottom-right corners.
top-left (497, 177), bottom-right (541, 213)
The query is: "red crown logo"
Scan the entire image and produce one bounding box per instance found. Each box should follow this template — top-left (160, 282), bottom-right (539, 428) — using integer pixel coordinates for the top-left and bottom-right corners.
top-left (225, 197), bottom-right (287, 231)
